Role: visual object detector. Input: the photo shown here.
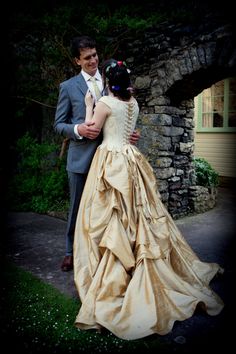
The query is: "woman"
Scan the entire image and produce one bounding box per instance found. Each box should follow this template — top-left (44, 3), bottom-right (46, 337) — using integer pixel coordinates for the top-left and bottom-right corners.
top-left (73, 59), bottom-right (224, 340)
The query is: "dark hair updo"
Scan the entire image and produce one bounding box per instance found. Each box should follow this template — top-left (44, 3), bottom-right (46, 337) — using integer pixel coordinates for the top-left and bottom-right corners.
top-left (101, 59), bottom-right (133, 100)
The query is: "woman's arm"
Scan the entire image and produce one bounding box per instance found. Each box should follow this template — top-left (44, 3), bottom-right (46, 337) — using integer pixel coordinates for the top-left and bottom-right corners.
top-left (85, 90), bottom-right (111, 129)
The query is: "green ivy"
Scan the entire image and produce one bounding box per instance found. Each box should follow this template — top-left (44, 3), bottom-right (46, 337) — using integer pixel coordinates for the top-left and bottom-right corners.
top-left (193, 157), bottom-right (219, 188)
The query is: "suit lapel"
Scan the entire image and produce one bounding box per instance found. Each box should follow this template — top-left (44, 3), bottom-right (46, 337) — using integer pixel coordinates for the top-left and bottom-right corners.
top-left (76, 73), bottom-right (88, 96)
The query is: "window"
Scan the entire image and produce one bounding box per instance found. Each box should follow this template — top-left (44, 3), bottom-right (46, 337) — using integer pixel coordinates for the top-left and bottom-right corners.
top-left (196, 77), bottom-right (236, 132)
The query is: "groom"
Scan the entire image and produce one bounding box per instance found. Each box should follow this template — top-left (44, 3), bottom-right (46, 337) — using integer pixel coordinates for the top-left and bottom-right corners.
top-left (54, 36), bottom-right (140, 271)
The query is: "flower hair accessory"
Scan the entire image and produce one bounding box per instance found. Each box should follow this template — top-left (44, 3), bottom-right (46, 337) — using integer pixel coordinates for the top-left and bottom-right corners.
top-left (111, 85), bottom-right (120, 91)
top-left (118, 61), bottom-right (131, 73)
top-left (126, 87), bottom-right (134, 92)
top-left (105, 61), bottom-right (116, 73)
top-left (105, 60), bottom-right (131, 74)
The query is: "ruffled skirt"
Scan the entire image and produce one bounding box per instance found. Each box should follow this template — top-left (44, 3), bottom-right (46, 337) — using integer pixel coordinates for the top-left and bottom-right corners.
top-left (73, 144), bottom-right (224, 340)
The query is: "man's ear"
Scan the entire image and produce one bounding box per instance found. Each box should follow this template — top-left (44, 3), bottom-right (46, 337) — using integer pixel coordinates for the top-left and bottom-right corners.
top-left (74, 57), bottom-right (81, 66)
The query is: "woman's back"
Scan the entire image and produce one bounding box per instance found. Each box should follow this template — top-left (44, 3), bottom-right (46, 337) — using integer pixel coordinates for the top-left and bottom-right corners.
top-left (99, 96), bottom-right (139, 150)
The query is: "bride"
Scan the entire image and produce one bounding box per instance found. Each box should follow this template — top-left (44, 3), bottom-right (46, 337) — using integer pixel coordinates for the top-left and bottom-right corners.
top-left (73, 59), bottom-right (224, 340)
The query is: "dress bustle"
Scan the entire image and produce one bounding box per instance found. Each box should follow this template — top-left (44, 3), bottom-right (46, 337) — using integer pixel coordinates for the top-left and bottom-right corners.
top-left (73, 96), bottom-right (224, 340)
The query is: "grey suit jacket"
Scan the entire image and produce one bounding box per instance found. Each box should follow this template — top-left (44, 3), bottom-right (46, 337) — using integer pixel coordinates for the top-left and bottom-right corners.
top-left (54, 73), bottom-right (102, 174)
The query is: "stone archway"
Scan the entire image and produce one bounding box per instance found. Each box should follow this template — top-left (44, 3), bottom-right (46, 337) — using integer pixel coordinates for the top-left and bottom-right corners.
top-left (116, 19), bottom-right (236, 218)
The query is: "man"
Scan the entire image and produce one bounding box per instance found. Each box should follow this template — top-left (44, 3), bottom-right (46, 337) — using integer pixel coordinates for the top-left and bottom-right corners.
top-left (54, 36), bottom-right (140, 271)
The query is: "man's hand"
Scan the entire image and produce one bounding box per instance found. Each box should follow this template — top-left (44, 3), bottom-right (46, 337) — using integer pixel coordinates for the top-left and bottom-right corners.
top-left (129, 129), bottom-right (141, 145)
top-left (78, 122), bottom-right (101, 139)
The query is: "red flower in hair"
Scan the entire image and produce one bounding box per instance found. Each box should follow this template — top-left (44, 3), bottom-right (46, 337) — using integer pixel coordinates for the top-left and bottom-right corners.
top-left (117, 61), bottom-right (123, 66)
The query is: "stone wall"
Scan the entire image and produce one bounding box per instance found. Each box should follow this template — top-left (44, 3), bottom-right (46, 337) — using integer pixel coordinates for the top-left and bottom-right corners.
top-left (189, 186), bottom-right (218, 215)
top-left (113, 16), bottom-right (236, 218)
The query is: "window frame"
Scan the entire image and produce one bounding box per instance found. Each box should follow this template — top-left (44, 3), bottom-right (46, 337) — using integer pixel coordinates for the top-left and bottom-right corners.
top-left (196, 77), bottom-right (236, 133)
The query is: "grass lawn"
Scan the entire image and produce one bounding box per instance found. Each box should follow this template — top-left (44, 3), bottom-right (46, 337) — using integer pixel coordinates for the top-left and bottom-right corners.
top-left (1, 260), bottom-right (170, 354)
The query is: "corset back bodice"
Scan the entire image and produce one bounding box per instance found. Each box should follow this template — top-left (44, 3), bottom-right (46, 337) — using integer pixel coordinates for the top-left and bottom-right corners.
top-left (98, 96), bottom-right (139, 151)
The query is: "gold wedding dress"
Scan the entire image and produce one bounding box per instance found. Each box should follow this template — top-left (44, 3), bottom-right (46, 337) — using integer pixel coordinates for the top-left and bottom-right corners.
top-left (73, 95), bottom-right (224, 340)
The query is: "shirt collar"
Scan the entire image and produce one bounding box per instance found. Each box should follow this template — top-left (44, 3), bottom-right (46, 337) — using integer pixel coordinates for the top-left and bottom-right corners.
top-left (81, 69), bottom-right (102, 82)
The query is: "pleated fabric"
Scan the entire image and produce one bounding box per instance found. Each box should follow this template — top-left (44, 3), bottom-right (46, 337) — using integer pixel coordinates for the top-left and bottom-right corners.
top-left (73, 96), bottom-right (224, 340)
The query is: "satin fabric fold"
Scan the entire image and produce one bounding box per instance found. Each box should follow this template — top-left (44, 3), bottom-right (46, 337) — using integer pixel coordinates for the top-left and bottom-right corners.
top-left (73, 144), bottom-right (224, 340)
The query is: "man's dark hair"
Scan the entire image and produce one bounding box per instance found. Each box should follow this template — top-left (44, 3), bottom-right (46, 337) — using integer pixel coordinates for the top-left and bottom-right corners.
top-left (71, 36), bottom-right (96, 58)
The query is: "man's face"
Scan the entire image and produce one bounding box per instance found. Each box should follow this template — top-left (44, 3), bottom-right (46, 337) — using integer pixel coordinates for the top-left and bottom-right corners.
top-left (75, 47), bottom-right (99, 76)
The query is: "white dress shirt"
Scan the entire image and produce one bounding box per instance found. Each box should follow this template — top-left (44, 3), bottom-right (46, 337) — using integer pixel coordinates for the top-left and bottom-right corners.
top-left (74, 69), bottom-right (103, 139)
top-left (82, 70), bottom-right (103, 101)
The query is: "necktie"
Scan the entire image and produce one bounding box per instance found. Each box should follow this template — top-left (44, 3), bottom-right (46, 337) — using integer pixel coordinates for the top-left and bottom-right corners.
top-left (90, 77), bottom-right (102, 100)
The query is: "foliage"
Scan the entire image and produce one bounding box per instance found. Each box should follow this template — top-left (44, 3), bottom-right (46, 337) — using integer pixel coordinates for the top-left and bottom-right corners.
top-left (7, 1), bottom-right (224, 214)
top-left (193, 157), bottom-right (219, 187)
top-left (10, 0), bottom-right (216, 111)
top-left (1, 261), bottom-right (169, 353)
top-left (7, 133), bottom-right (69, 213)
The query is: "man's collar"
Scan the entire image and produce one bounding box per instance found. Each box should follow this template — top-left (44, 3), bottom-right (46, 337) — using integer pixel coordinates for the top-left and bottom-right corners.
top-left (81, 70), bottom-right (102, 81)
top-left (81, 69), bottom-right (101, 82)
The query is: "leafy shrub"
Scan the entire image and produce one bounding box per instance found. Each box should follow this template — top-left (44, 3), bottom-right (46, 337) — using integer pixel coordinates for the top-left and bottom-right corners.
top-left (193, 157), bottom-right (219, 187)
top-left (8, 133), bottom-right (69, 213)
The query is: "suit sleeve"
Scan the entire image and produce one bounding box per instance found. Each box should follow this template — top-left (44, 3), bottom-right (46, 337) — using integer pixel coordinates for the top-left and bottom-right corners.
top-left (54, 82), bottom-right (77, 140)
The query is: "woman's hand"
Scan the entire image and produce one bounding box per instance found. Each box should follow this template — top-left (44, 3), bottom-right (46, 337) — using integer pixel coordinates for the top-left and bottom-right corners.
top-left (85, 89), bottom-right (95, 108)
top-left (129, 129), bottom-right (141, 145)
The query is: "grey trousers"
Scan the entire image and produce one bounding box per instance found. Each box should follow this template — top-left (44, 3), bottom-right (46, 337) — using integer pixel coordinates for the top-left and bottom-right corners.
top-left (65, 171), bottom-right (87, 256)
